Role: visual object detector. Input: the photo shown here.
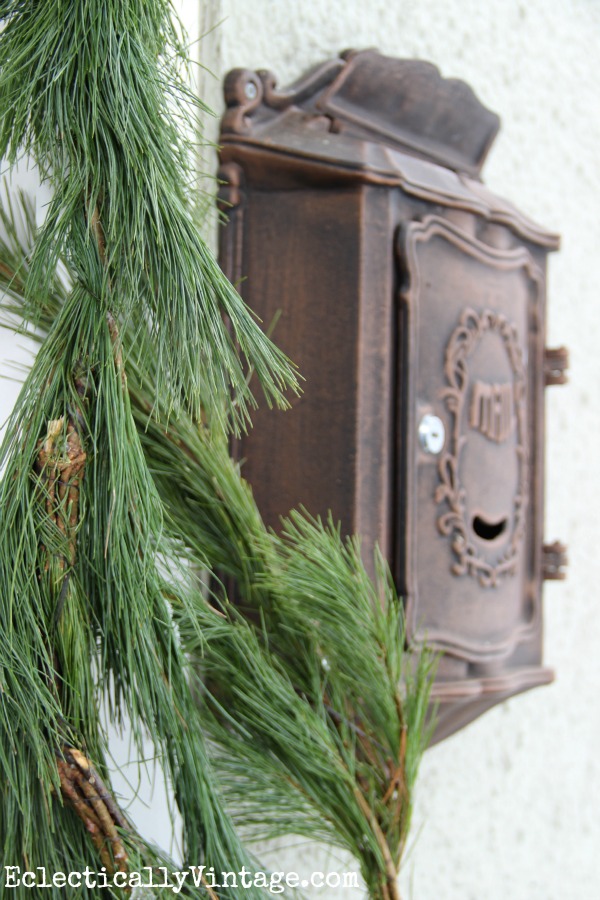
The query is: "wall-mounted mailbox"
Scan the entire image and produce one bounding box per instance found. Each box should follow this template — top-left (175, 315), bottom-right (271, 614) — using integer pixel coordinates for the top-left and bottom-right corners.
top-left (218, 49), bottom-right (568, 743)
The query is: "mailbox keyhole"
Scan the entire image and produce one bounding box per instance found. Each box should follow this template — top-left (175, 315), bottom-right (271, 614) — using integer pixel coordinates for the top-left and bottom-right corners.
top-left (472, 515), bottom-right (507, 541)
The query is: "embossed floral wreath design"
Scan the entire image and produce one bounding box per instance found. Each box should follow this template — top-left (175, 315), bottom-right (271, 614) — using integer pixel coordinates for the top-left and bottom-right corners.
top-left (435, 308), bottom-right (528, 588)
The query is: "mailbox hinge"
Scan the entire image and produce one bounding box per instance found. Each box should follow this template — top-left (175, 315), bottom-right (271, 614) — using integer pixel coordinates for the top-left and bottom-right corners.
top-left (542, 541), bottom-right (568, 580)
top-left (544, 346), bottom-right (569, 386)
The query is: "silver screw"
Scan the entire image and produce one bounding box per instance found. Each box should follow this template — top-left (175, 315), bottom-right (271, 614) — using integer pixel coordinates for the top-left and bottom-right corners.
top-left (244, 81), bottom-right (258, 100)
top-left (418, 414), bottom-right (445, 455)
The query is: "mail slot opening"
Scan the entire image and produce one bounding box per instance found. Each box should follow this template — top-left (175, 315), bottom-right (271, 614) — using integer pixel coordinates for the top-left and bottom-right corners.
top-left (472, 515), bottom-right (508, 541)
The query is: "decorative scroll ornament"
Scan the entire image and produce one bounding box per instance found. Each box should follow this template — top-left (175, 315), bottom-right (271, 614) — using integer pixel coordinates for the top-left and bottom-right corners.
top-left (435, 308), bottom-right (528, 588)
top-left (221, 49), bottom-right (500, 175)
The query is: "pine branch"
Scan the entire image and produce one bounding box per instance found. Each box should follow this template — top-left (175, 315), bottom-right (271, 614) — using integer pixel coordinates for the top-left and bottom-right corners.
top-left (0, 0), bottom-right (299, 431)
top-left (177, 522), bottom-right (436, 898)
top-left (0, 119), bottom-right (435, 900)
top-left (34, 405), bottom-right (133, 878)
top-left (0, 2), bottom-right (280, 889)
top-left (0, 208), bottom-right (436, 896)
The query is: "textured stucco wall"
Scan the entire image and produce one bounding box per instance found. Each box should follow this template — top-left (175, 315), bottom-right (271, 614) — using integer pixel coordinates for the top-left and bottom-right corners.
top-left (199, 1), bottom-right (600, 897)
top-left (0, 1), bottom-right (598, 897)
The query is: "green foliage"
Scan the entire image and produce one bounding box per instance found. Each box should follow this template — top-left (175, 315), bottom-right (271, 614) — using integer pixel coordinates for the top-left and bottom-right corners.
top-left (160, 455), bottom-right (436, 896)
top-left (0, 178), bottom-right (436, 896)
top-left (0, 1), bottom-right (436, 895)
top-left (0, 0), bottom-right (298, 430)
top-left (0, 196), bottom-right (264, 897)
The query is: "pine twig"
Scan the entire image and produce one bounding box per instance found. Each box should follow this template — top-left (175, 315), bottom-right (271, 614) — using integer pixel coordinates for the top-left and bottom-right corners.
top-left (353, 788), bottom-right (401, 900)
top-left (382, 726), bottom-right (407, 807)
top-left (56, 756), bottom-right (111, 868)
top-left (202, 876), bottom-right (220, 900)
top-left (57, 747), bottom-right (130, 874)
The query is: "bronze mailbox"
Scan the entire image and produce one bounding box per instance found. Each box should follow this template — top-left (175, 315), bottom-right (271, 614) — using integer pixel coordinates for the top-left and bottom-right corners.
top-left (218, 49), bottom-right (568, 742)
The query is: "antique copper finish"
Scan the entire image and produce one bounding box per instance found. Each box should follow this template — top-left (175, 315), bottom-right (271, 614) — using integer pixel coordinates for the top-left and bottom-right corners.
top-left (218, 49), bottom-right (567, 743)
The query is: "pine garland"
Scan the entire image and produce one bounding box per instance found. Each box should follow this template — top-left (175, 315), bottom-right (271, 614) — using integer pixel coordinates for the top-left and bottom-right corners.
top-left (0, 3), bottom-right (435, 898)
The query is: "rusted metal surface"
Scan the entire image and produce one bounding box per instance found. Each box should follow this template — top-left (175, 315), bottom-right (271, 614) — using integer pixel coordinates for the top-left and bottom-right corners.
top-left (218, 49), bottom-right (567, 743)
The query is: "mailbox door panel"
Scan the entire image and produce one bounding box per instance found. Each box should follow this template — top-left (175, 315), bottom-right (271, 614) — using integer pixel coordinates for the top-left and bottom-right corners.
top-left (398, 216), bottom-right (544, 662)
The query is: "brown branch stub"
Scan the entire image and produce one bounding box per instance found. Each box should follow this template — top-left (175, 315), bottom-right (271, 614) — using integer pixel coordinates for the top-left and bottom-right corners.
top-left (35, 417), bottom-right (86, 597)
top-left (57, 756), bottom-right (112, 870)
top-left (67, 747), bottom-right (130, 831)
top-left (58, 746), bottom-right (130, 875)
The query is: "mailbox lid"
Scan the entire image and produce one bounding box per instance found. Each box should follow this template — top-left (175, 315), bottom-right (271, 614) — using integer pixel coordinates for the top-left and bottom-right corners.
top-left (220, 48), bottom-right (559, 250)
top-left (222, 47), bottom-right (500, 175)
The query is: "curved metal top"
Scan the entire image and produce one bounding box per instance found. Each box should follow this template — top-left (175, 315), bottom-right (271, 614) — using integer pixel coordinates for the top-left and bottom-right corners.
top-left (220, 49), bottom-right (560, 249)
top-left (222, 48), bottom-right (500, 176)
